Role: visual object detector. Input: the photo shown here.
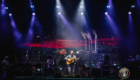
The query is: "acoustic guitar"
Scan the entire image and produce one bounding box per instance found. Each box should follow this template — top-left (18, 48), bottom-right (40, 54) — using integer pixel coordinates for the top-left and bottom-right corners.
top-left (66, 57), bottom-right (82, 65)
top-left (2, 63), bottom-right (15, 70)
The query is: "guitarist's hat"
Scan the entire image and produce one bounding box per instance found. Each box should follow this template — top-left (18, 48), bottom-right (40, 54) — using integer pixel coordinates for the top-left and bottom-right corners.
top-left (5, 56), bottom-right (9, 58)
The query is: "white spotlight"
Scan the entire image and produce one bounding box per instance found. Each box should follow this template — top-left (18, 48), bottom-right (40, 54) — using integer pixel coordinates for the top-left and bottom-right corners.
top-left (58, 12), bottom-right (61, 15)
top-left (56, 0), bottom-right (60, 3)
top-left (131, 5), bottom-right (135, 8)
top-left (107, 5), bottom-right (110, 8)
top-left (105, 12), bottom-right (108, 15)
top-left (76, 51), bottom-right (79, 54)
top-left (9, 13), bottom-right (12, 16)
top-left (56, 6), bottom-right (60, 8)
top-left (5, 7), bottom-right (8, 9)
top-left (128, 11), bottom-right (131, 14)
top-left (81, 0), bottom-right (84, 5)
top-left (32, 13), bottom-right (35, 15)
top-left (81, 12), bottom-right (83, 15)
top-left (80, 6), bottom-right (83, 8)
top-left (30, 5), bottom-right (34, 8)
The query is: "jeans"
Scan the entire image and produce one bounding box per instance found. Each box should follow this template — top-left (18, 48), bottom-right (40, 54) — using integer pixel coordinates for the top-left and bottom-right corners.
top-left (68, 64), bottom-right (75, 76)
top-left (1, 68), bottom-right (7, 80)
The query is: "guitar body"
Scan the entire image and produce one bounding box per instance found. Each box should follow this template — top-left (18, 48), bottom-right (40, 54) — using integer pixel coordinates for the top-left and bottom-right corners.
top-left (2, 64), bottom-right (14, 70)
top-left (66, 57), bottom-right (82, 65)
top-left (66, 58), bottom-right (75, 65)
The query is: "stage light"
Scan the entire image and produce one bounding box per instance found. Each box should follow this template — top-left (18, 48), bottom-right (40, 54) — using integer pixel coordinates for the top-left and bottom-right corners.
top-left (60, 67), bottom-right (63, 70)
top-left (37, 68), bottom-right (41, 71)
top-left (105, 12), bottom-right (108, 15)
top-left (32, 13), bottom-right (35, 15)
top-left (5, 7), bottom-right (8, 9)
top-left (118, 66), bottom-right (120, 69)
top-left (58, 12), bottom-right (61, 15)
top-left (9, 13), bottom-right (12, 16)
top-left (131, 5), bottom-right (135, 8)
top-left (76, 51), bottom-right (79, 54)
top-left (80, 6), bottom-right (83, 8)
top-left (128, 11), bottom-right (131, 14)
top-left (30, 5), bottom-right (34, 8)
top-left (107, 5), bottom-right (110, 8)
top-left (81, 12), bottom-right (83, 15)
top-left (56, 6), bottom-right (60, 8)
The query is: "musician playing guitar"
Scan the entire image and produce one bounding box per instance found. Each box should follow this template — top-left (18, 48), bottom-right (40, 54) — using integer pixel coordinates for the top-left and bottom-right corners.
top-left (64, 50), bottom-right (80, 76)
top-left (1, 56), bottom-right (11, 79)
top-left (1, 56), bottom-right (16, 80)
top-left (2, 56), bottom-right (10, 69)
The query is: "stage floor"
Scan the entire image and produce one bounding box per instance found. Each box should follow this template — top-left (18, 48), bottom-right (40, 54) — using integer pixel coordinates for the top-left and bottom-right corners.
top-left (15, 76), bottom-right (140, 80)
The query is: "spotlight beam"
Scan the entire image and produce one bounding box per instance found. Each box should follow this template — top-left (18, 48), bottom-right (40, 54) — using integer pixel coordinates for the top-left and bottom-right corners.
top-left (136, 0), bottom-right (140, 15)
top-left (26, 15), bottom-right (35, 42)
top-left (9, 15), bottom-right (22, 42)
top-left (59, 14), bottom-right (78, 36)
top-left (29, 0), bottom-right (35, 11)
top-left (106, 14), bottom-right (119, 34)
top-left (81, 15), bottom-right (90, 31)
top-left (107, 0), bottom-right (115, 15)
top-left (128, 13), bottom-right (134, 33)
top-left (1, 0), bottom-right (6, 15)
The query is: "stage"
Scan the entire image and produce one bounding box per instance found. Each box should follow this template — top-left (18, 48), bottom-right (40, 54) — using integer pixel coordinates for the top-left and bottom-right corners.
top-left (0, 0), bottom-right (140, 80)
top-left (14, 76), bottom-right (140, 80)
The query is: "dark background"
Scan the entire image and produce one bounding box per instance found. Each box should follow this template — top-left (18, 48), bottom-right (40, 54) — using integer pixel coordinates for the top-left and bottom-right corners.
top-left (0, 0), bottom-right (139, 63)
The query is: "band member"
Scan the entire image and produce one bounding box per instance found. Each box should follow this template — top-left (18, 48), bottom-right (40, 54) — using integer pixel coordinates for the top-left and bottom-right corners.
top-left (46, 56), bottom-right (54, 76)
top-left (103, 55), bottom-right (110, 65)
top-left (1, 56), bottom-right (10, 80)
top-left (64, 50), bottom-right (79, 76)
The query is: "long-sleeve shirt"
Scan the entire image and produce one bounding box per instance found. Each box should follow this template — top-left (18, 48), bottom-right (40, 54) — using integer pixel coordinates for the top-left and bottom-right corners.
top-left (64, 55), bottom-right (77, 64)
top-left (47, 59), bottom-right (54, 68)
top-left (2, 59), bottom-right (10, 66)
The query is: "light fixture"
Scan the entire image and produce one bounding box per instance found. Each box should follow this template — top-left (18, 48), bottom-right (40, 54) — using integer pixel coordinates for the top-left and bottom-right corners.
top-left (105, 12), bottom-right (108, 15)
top-left (58, 12), bottom-right (61, 15)
top-left (9, 13), bottom-right (12, 16)
top-left (131, 5), bottom-right (135, 8)
top-left (128, 11), bottom-right (131, 14)
top-left (107, 5), bottom-right (110, 8)
top-left (30, 5), bottom-right (34, 8)
top-left (32, 13), bottom-right (35, 15)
